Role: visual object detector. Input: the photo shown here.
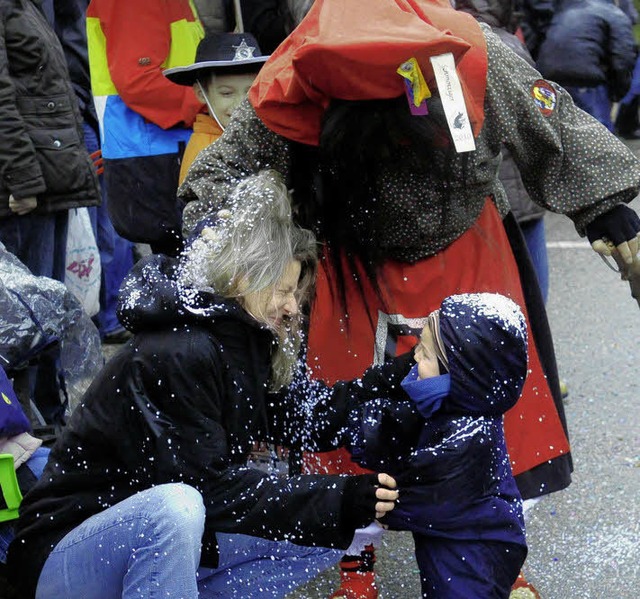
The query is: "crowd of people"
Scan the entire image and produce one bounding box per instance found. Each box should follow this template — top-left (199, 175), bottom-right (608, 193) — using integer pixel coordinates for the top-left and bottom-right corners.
top-left (1, 1), bottom-right (640, 598)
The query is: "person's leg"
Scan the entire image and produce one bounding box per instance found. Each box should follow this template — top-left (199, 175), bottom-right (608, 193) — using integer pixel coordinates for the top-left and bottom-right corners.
top-left (412, 535), bottom-right (526, 599)
top-left (519, 218), bottom-right (549, 303)
top-left (565, 85), bottom-right (613, 131)
top-left (615, 95), bottom-right (640, 138)
top-left (35, 483), bottom-right (205, 599)
top-left (84, 123), bottom-right (135, 338)
top-left (0, 213), bottom-right (57, 278)
top-left (197, 533), bottom-right (342, 599)
top-left (328, 523), bottom-right (384, 599)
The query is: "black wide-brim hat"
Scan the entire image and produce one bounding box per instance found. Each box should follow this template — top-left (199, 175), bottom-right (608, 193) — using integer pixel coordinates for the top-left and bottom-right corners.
top-left (164, 32), bottom-right (269, 86)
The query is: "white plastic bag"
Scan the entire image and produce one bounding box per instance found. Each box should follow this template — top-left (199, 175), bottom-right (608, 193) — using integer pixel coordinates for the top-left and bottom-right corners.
top-left (64, 208), bottom-right (101, 317)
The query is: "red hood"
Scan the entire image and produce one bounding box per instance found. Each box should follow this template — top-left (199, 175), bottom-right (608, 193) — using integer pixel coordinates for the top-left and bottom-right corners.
top-left (248, 0), bottom-right (488, 146)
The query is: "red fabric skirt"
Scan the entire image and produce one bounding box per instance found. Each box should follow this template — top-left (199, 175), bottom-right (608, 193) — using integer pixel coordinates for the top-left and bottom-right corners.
top-left (303, 199), bottom-right (570, 477)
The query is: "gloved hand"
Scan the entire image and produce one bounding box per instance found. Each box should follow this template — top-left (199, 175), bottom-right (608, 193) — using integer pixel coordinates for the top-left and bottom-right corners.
top-left (89, 149), bottom-right (104, 176)
top-left (586, 204), bottom-right (640, 265)
top-left (8, 194), bottom-right (37, 215)
top-left (342, 472), bottom-right (399, 528)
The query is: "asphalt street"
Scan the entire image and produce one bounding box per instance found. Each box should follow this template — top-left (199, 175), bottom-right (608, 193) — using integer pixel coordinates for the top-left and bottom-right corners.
top-left (289, 145), bottom-right (640, 598)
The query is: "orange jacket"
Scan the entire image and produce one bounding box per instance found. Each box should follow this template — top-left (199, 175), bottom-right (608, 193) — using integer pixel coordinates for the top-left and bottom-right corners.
top-left (179, 114), bottom-right (223, 184)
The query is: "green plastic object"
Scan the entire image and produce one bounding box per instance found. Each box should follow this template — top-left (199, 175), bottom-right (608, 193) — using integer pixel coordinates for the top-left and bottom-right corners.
top-left (0, 453), bottom-right (22, 523)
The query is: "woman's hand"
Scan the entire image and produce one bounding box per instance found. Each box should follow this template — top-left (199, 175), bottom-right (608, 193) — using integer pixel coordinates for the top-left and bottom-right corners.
top-left (374, 473), bottom-right (399, 519)
top-left (9, 194), bottom-right (37, 215)
top-left (342, 472), bottom-right (400, 529)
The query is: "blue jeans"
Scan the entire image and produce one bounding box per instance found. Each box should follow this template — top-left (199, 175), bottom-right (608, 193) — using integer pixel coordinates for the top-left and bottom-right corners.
top-left (565, 84), bottom-right (613, 131)
top-left (520, 218), bottom-right (549, 303)
top-left (36, 484), bottom-right (342, 599)
top-left (620, 54), bottom-right (640, 105)
top-left (83, 123), bottom-right (134, 336)
top-left (0, 211), bottom-right (68, 282)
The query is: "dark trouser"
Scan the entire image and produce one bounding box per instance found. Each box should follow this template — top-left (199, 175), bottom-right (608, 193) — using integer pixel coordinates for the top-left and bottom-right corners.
top-left (0, 211), bottom-right (68, 282)
top-left (104, 153), bottom-right (185, 257)
top-left (413, 535), bottom-right (526, 599)
top-left (615, 96), bottom-right (640, 136)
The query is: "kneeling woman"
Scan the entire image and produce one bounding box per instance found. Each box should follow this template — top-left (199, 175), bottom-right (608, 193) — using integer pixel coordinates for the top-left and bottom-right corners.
top-left (8, 171), bottom-right (406, 599)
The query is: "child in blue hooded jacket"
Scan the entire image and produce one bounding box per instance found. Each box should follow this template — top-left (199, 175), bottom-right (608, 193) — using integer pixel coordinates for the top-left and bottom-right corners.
top-left (347, 292), bottom-right (528, 598)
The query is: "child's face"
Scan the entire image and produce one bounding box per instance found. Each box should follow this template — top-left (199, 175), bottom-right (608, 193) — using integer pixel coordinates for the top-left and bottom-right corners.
top-left (414, 325), bottom-right (440, 380)
top-left (196, 72), bottom-right (258, 128)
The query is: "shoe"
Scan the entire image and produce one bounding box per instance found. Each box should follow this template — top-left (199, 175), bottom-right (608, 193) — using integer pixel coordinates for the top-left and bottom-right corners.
top-left (510, 571), bottom-right (541, 599)
top-left (329, 545), bottom-right (378, 599)
top-left (102, 328), bottom-right (133, 344)
top-left (559, 379), bottom-right (569, 400)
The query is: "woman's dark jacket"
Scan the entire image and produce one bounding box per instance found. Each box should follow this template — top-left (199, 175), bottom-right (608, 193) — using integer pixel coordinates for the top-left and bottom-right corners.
top-left (8, 254), bottom-right (412, 597)
top-left (0, 0), bottom-right (100, 217)
top-left (536, 0), bottom-right (636, 98)
top-left (348, 294), bottom-right (527, 547)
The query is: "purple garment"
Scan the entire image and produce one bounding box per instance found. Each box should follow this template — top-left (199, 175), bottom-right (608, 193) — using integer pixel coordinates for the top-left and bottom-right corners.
top-left (0, 365), bottom-right (30, 437)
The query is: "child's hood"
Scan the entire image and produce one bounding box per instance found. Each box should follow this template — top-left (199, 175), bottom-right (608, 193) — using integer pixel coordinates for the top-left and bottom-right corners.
top-left (438, 293), bottom-right (528, 416)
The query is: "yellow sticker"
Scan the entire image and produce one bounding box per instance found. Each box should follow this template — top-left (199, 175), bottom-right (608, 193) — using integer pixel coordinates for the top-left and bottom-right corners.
top-left (397, 58), bottom-right (431, 107)
top-left (2, 392), bottom-right (12, 405)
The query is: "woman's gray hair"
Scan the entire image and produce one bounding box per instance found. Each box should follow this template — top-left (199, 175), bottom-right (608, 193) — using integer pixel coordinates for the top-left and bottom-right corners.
top-left (179, 169), bottom-right (318, 389)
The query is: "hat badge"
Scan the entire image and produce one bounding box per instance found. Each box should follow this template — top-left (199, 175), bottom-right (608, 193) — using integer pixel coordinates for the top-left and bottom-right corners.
top-left (232, 40), bottom-right (256, 61)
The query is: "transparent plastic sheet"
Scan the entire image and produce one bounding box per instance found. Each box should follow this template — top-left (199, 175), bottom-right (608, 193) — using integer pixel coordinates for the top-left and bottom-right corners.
top-left (0, 243), bottom-right (103, 414)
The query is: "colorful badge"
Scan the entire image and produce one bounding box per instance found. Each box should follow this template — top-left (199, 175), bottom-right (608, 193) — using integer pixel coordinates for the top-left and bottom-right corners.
top-left (397, 58), bottom-right (431, 115)
top-left (531, 80), bottom-right (557, 116)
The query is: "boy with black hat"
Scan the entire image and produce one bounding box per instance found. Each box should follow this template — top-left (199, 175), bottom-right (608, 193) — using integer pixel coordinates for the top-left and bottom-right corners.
top-left (164, 32), bottom-right (269, 184)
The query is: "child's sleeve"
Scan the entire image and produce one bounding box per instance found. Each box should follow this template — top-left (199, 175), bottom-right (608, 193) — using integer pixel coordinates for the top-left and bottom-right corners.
top-left (268, 352), bottom-right (415, 453)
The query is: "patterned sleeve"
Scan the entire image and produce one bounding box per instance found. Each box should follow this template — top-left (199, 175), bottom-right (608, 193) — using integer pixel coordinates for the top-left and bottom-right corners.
top-left (481, 25), bottom-right (640, 236)
top-left (178, 98), bottom-right (291, 236)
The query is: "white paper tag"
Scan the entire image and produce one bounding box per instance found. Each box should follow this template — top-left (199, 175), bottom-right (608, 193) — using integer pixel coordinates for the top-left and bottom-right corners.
top-left (429, 53), bottom-right (476, 153)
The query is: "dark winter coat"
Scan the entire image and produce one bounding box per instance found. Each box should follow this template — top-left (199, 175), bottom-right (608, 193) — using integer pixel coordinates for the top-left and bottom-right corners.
top-left (0, 0), bottom-right (100, 217)
top-left (348, 293), bottom-right (527, 548)
top-left (41, 0), bottom-right (98, 134)
top-left (536, 0), bottom-right (636, 98)
top-left (516, 0), bottom-right (555, 59)
top-left (8, 253), bottom-right (412, 598)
